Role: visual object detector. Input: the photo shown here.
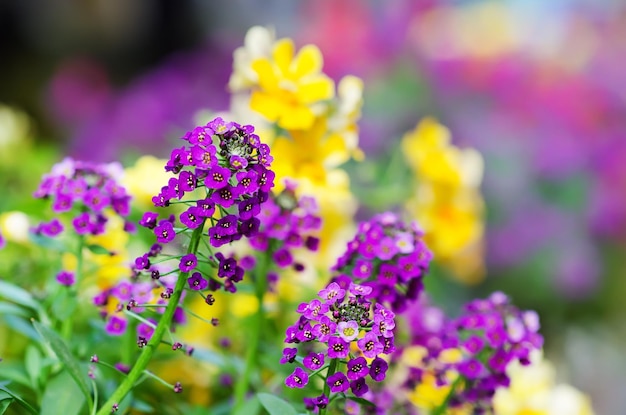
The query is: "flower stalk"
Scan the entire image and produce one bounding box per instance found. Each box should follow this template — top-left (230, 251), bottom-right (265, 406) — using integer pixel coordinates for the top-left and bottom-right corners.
top-left (95, 224), bottom-right (204, 415)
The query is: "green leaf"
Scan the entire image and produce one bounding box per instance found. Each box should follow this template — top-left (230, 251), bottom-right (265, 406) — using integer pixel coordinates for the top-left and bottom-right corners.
top-left (0, 386), bottom-right (38, 415)
top-left (24, 345), bottom-right (42, 388)
top-left (257, 393), bottom-right (298, 415)
top-left (0, 396), bottom-right (14, 414)
top-left (40, 370), bottom-right (86, 415)
top-left (0, 301), bottom-right (31, 318)
top-left (0, 280), bottom-right (40, 310)
top-left (3, 315), bottom-right (40, 342)
top-left (32, 321), bottom-right (93, 413)
top-left (0, 363), bottom-right (31, 388)
top-left (233, 395), bottom-right (260, 415)
top-left (85, 244), bottom-right (111, 256)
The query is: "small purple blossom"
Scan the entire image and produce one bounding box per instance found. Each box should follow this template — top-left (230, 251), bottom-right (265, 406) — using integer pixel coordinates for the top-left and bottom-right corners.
top-left (327, 372), bottom-right (349, 393)
top-left (187, 272), bottom-right (208, 291)
top-left (179, 253), bottom-right (198, 272)
top-left (285, 367), bottom-right (309, 388)
top-left (56, 270), bottom-right (75, 286)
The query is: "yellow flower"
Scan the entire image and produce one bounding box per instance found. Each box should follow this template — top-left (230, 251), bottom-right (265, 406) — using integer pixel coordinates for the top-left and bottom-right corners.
top-left (249, 38), bottom-right (335, 130)
top-left (122, 156), bottom-right (170, 209)
top-left (493, 350), bottom-right (595, 415)
top-left (402, 118), bottom-right (485, 283)
top-left (229, 26), bottom-right (276, 92)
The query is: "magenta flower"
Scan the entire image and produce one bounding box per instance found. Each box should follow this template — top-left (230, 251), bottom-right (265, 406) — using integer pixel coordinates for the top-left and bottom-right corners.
top-left (187, 272), bottom-right (207, 291)
top-left (105, 316), bottom-right (127, 336)
top-left (154, 220), bottom-right (175, 244)
top-left (327, 337), bottom-right (350, 359)
top-left (318, 282), bottom-right (345, 305)
top-left (285, 367), bottom-right (309, 389)
top-left (346, 357), bottom-right (368, 380)
top-left (369, 357), bottom-right (388, 382)
top-left (179, 254), bottom-right (198, 272)
top-left (303, 352), bottom-right (325, 370)
top-left (55, 270), bottom-right (75, 286)
top-left (357, 332), bottom-right (384, 359)
top-left (327, 372), bottom-right (349, 393)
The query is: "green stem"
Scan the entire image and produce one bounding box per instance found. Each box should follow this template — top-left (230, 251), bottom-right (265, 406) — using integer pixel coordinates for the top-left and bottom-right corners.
top-left (319, 358), bottom-right (339, 415)
top-left (232, 251), bottom-right (270, 412)
top-left (95, 225), bottom-right (204, 415)
top-left (431, 375), bottom-right (464, 415)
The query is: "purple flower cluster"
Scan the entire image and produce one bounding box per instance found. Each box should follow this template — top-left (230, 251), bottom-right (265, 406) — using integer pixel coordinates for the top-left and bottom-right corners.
top-left (146, 116), bottom-right (274, 248)
top-left (282, 281), bottom-right (396, 409)
top-left (248, 182), bottom-right (321, 277)
top-left (332, 212), bottom-right (432, 312)
top-left (33, 157), bottom-right (133, 236)
top-left (402, 292), bottom-right (543, 412)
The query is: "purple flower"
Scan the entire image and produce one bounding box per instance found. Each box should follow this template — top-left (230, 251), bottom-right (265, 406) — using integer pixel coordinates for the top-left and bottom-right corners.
top-left (318, 282), bottom-right (345, 305)
top-left (56, 270), bottom-right (75, 286)
top-left (303, 352), bottom-right (325, 370)
top-left (312, 316), bottom-right (337, 343)
top-left (458, 359), bottom-right (485, 379)
top-left (134, 254), bottom-right (150, 270)
top-left (357, 332), bottom-right (384, 359)
top-left (139, 212), bottom-right (159, 229)
top-left (229, 155), bottom-right (248, 170)
top-left (205, 166), bottom-right (231, 189)
top-left (215, 215), bottom-right (238, 236)
top-left (327, 337), bottom-right (350, 359)
top-left (72, 212), bottom-right (92, 234)
top-left (372, 314), bottom-right (395, 338)
top-left (285, 367), bottom-right (309, 388)
top-left (180, 207), bottom-right (203, 229)
top-left (154, 220), bottom-right (175, 244)
top-left (337, 321), bottom-right (359, 342)
top-left (350, 377), bottom-right (369, 397)
top-left (327, 372), bottom-right (349, 393)
top-left (211, 184), bottom-right (241, 208)
top-left (280, 347), bottom-right (298, 364)
top-left (105, 316), bottom-right (127, 336)
top-left (273, 248), bottom-right (293, 268)
top-left (353, 259), bottom-right (372, 279)
top-left (178, 171), bottom-right (197, 192)
top-left (346, 357), bottom-right (369, 380)
top-left (195, 199), bottom-right (216, 217)
top-left (179, 253), bottom-right (198, 272)
top-left (369, 357), bottom-right (388, 382)
top-left (238, 197), bottom-right (261, 221)
top-left (236, 170), bottom-right (259, 194)
top-left (83, 188), bottom-right (109, 212)
top-left (39, 219), bottom-right (64, 237)
top-left (463, 335), bottom-right (485, 355)
top-left (187, 272), bottom-right (207, 290)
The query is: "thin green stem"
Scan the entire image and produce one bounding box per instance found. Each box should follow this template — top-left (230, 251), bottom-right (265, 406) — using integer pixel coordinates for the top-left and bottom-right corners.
top-left (232, 251), bottom-right (270, 412)
top-left (94, 225), bottom-right (204, 415)
top-left (319, 358), bottom-right (339, 415)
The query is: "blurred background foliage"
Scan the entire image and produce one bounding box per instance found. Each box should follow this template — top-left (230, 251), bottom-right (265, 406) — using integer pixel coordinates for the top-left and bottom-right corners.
top-left (1, 0), bottom-right (626, 413)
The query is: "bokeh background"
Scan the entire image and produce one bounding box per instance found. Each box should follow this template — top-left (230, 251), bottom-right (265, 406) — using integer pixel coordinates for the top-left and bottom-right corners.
top-left (1, 0), bottom-right (625, 413)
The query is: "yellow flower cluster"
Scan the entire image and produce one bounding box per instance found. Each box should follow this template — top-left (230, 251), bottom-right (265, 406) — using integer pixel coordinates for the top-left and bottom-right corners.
top-left (402, 118), bottom-right (485, 284)
top-left (229, 26), bottom-right (364, 266)
top-left (493, 350), bottom-right (595, 415)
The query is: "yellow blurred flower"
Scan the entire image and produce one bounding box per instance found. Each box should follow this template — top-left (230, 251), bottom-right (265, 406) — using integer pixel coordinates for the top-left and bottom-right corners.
top-left (248, 38), bottom-right (335, 130)
top-left (122, 155), bottom-right (170, 209)
top-left (402, 118), bottom-right (485, 284)
top-left (493, 350), bottom-right (595, 415)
